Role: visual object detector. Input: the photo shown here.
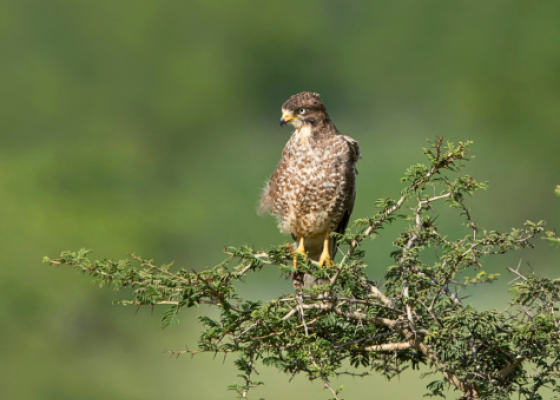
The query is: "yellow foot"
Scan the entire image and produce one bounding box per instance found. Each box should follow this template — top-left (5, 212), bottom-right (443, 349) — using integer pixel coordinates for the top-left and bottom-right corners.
top-left (292, 237), bottom-right (305, 269)
top-left (317, 232), bottom-right (334, 267)
top-left (317, 253), bottom-right (334, 267)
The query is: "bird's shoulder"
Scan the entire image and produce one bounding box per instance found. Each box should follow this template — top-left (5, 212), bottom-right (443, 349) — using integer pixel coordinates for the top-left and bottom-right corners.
top-left (340, 134), bottom-right (361, 162)
top-left (320, 122), bottom-right (361, 161)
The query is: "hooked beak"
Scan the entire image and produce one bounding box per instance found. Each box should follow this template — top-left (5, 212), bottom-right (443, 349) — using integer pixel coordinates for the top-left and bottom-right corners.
top-left (280, 111), bottom-right (295, 128)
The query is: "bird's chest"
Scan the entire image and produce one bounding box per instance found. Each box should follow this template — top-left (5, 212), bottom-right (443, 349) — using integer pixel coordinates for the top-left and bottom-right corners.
top-left (287, 126), bottom-right (325, 174)
top-left (278, 127), bottom-right (345, 235)
top-left (282, 131), bottom-right (328, 203)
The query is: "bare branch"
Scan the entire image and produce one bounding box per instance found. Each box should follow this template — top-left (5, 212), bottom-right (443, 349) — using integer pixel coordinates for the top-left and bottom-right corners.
top-left (363, 342), bottom-right (412, 352)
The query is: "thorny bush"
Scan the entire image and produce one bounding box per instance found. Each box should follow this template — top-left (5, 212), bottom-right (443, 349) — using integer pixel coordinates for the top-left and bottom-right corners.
top-left (45, 138), bottom-right (559, 400)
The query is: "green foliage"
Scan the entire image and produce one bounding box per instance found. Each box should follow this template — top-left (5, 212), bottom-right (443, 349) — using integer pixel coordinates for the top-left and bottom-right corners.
top-left (542, 186), bottom-right (560, 247)
top-left (44, 139), bottom-right (558, 400)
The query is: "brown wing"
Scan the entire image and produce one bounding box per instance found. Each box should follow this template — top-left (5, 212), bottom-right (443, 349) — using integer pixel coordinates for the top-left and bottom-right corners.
top-left (329, 210), bottom-right (351, 259)
top-left (342, 134), bottom-right (362, 171)
top-left (328, 136), bottom-right (361, 258)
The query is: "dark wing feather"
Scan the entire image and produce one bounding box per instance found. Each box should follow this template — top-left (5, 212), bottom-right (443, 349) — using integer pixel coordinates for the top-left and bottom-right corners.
top-left (328, 136), bottom-right (360, 260)
top-left (329, 209), bottom-right (351, 259)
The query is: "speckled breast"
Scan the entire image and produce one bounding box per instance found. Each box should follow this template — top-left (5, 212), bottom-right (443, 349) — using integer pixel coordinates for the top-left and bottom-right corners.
top-left (277, 127), bottom-right (355, 237)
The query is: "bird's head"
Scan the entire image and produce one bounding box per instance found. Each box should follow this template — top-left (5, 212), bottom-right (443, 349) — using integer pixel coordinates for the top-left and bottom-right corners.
top-left (280, 92), bottom-right (329, 129)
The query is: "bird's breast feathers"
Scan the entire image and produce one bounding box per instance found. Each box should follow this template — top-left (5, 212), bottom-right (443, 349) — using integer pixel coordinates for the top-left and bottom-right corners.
top-left (271, 126), bottom-right (355, 236)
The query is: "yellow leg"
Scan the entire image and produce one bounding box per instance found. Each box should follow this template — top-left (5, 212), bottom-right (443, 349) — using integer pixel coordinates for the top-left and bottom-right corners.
top-left (293, 237), bottom-right (305, 269)
top-left (317, 231), bottom-right (334, 267)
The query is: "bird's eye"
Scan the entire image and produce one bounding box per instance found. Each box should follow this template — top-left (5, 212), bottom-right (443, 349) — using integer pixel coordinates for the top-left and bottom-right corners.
top-left (298, 108), bottom-right (306, 115)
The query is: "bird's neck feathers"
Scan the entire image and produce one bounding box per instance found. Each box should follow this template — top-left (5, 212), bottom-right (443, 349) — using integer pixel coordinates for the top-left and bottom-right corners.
top-left (294, 119), bottom-right (337, 144)
top-left (296, 115), bottom-right (336, 136)
top-left (294, 124), bottom-right (314, 142)
top-left (311, 113), bottom-right (331, 129)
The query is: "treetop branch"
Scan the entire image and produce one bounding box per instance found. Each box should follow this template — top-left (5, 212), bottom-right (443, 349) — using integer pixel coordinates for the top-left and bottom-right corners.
top-left (44, 138), bottom-right (556, 400)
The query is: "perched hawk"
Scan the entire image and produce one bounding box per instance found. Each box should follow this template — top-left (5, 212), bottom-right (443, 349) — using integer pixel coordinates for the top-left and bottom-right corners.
top-left (259, 92), bottom-right (361, 267)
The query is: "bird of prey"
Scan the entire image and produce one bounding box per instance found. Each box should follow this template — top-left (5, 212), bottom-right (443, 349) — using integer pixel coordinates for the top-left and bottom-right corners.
top-left (259, 92), bottom-right (361, 267)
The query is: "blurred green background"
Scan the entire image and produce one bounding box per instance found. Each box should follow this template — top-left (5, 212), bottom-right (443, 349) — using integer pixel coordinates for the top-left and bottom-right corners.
top-left (1, 1), bottom-right (559, 399)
